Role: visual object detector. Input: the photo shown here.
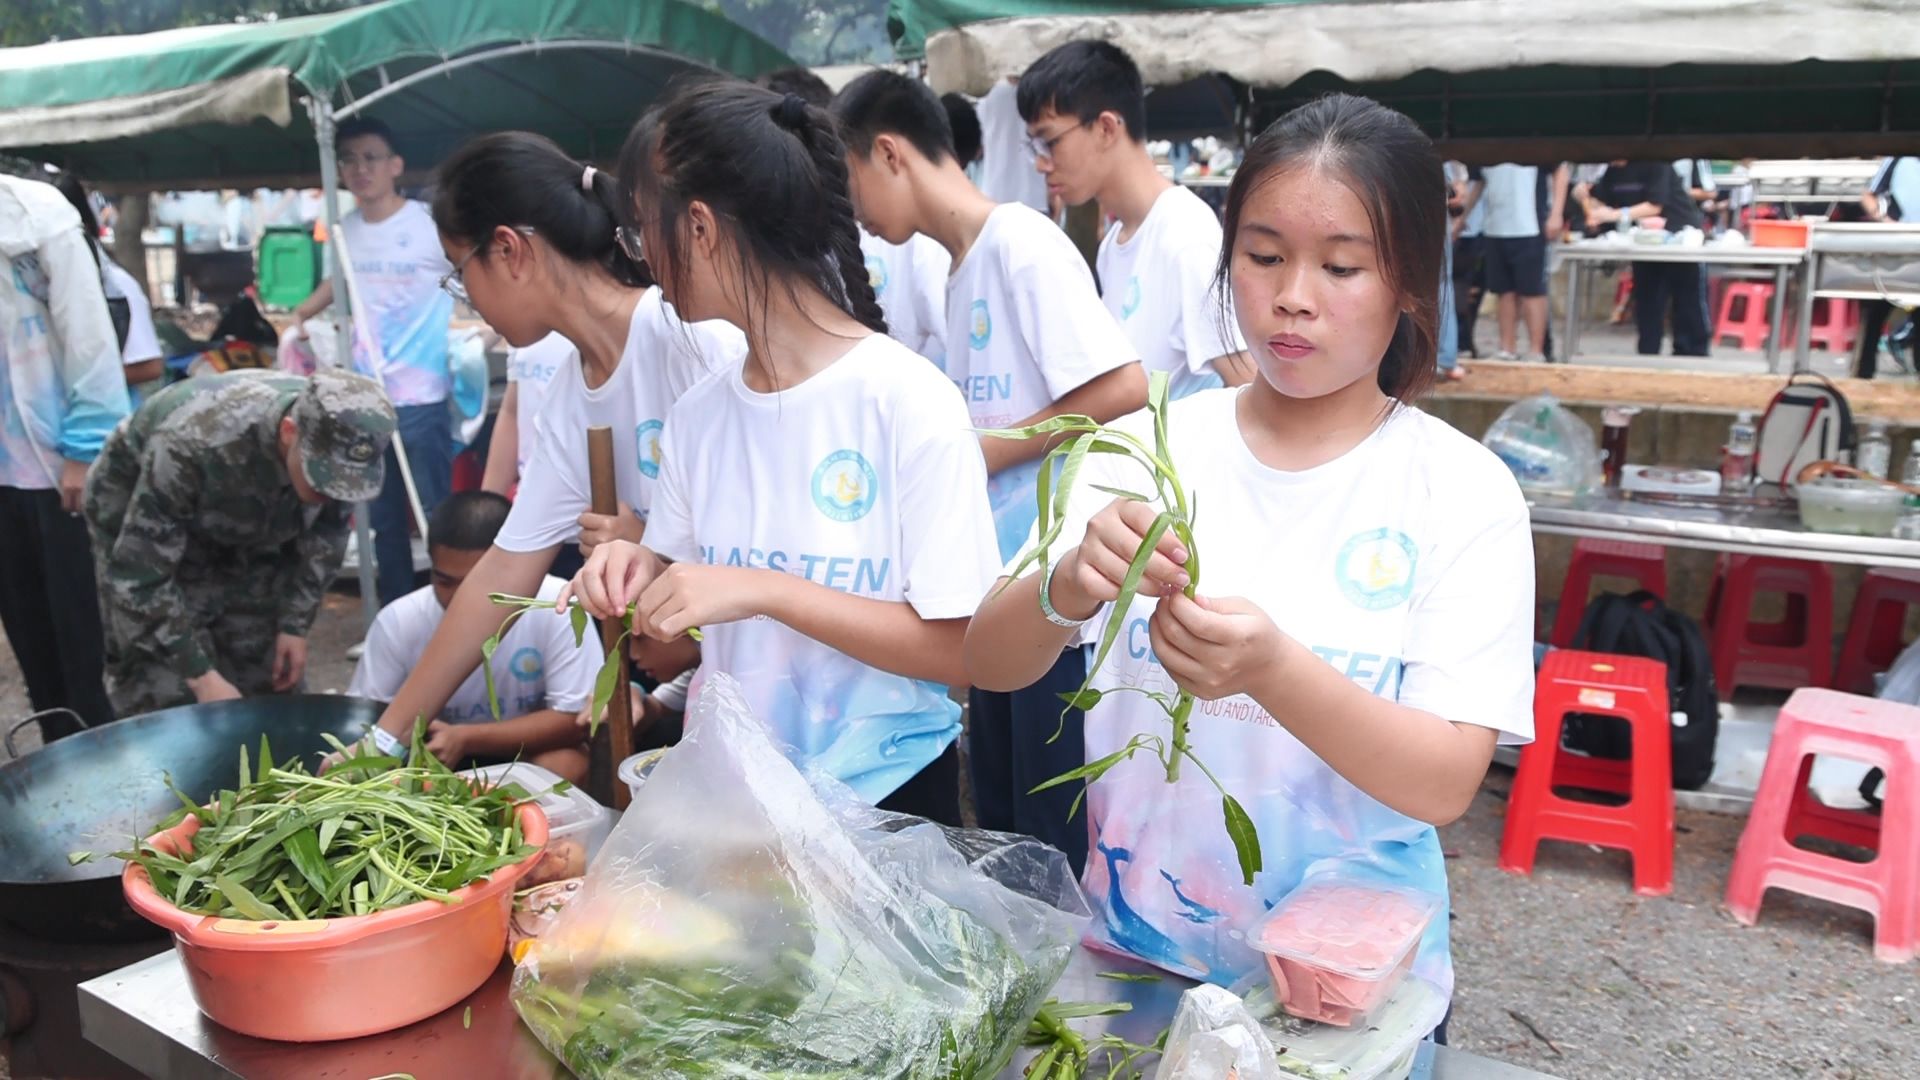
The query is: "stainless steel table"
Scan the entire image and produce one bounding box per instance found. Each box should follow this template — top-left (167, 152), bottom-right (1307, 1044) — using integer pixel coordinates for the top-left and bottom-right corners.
top-left (1527, 490), bottom-right (1920, 569)
top-left (1792, 222), bottom-right (1920, 373)
top-left (81, 948), bottom-right (1559, 1079)
top-left (1555, 241), bottom-right (1806, 371)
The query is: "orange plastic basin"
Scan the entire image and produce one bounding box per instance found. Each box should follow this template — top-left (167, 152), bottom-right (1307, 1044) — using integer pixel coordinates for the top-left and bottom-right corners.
top-left (1751, 219), bottom-right (1810, 248)
top-left (122, 802), bottom-right (547, 1042)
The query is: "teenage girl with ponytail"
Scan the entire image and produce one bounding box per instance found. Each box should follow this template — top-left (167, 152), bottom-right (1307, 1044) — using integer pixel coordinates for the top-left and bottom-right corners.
top-left (563, 83), bottom-right (1000, 824)
top-left (343, 130), bottom-right (745, 766)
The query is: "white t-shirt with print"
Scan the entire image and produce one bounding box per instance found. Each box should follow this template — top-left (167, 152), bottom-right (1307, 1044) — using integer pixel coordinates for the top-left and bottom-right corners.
top-left (339, 201), bottom-right (455, 407)
top-left (976, 80), bottom-right (1050, 216)
top-left (946, 202), bottom-right (1137, 561)
top-left (102, 261), bottom-right (161, 365)
top-left (494, 289), bottom-right (746, 553)
top-left (1097, 185), bottom-right (1244, 401)
top-left (348, 576), bottom-right (596, 724)
top-left (645, 333), bottom-right (1001, 804)
top-left (506, 332), bottom-right (575, 477)
top-left (861, 229), bottom-right (949, 368)
top-left (1025, 390), bottom-right (1534, 995)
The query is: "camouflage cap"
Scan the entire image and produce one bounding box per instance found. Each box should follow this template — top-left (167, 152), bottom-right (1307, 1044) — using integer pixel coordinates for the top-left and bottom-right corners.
top-left (292, 368), bottom-right (396, 502)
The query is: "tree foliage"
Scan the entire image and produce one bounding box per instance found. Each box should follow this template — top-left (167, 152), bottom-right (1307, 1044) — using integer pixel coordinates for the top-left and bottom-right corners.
top-left (707, 0), bottom-right (890, 66)
top-left (1, 0), bottom-right (361, 48)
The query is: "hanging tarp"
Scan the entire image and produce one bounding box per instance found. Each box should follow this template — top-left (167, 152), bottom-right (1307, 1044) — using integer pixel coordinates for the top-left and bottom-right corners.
top-left (0, 0), bottom-right (796, 189)
top-left (888, 0), bottom-right (1920, 158)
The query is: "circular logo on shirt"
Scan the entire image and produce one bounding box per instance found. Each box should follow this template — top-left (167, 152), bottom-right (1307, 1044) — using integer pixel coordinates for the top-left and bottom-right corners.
top-left (509, 647), bottom-right (544, 682)
top-left (1334, 528), bottom-right (1418, 611)
top-left (968, 299), bottom-right (992, 351)
top-left (812, 449), bottom-right (878, 522)
top-left (866, 254), bottom-right (888, 296)
top-left (635, 419), bottom-right (665, 479)
top-left (1122, 275), bottom-right (1142, 320)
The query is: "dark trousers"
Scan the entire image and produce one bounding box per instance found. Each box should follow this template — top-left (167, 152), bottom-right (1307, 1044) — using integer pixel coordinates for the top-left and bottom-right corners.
top-left (1453, 236), bottom-right (1485, 356)
top-left (1630, 261), bottom-right (1710, 357)
top-left (876, 738), bottom-right (964, 828)
top-left (1855, 300), bottom-right (1911, 380)
top-left (0, 485), bottom-right (114, 733)
top-left (370, 402), bottom-right (453, 607)
top-left (968, 648), bottom-right (1091, 876)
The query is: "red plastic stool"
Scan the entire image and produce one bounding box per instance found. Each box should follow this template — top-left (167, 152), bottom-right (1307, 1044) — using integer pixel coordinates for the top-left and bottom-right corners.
top-left (1726, 688), bottom-right (1920, 962)
top-left (1803, 298), bottom-right (1861, 354)
top-left (1549, 538), bottom-right (1668, 647)
top-left (1836, 569), bottom-right (1920, 696)
top-left (1500, 650), bottom-right (1675, 896)
top-left (1713, 282), bottom-right (1776, 351)
top-left (1704, 555), bottom-right (1834, 699)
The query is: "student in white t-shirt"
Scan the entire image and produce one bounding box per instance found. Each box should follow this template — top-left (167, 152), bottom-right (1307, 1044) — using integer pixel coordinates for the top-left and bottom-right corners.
top-left (564, 82), bottom-right (1001, 825)
top-left (966, 96), bottom-right (1535, 1040)
top-left (54, 176), bottom-right (165, 401)
top-left (860, 228), bottom-right (950, 366)
top-left (1016, 41), bottom-right (1253, 397)
top-left (292, 117), bottom-right (457, 609)
top-left (833, 70), bottom-right (1147, 867)
top-left (481, 331), bottom-right (573, 498)
top-left (342, 132), bottom-right (744, 762)
top-left (349, 492), bottom-right (595, 781)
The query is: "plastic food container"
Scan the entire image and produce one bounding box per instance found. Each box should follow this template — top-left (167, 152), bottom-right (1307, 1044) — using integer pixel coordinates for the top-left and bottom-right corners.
top-left (618, 748), bottom-right (669, 804)
top-left (1250, 877), bottom-right (1441, 1028)
top-left (1269, 973), bottom-right (1448, 1080)
top-left (508, 876), bottom-right (585, 964)
top-left (1797, 477), bottom-right (1906, 537)
top-left (122, 802), bottom-right (547, 1042)
top-left (1751, 219), bottom-right (1810, 248)
top-left (464, 763), bottom-right (609, 887)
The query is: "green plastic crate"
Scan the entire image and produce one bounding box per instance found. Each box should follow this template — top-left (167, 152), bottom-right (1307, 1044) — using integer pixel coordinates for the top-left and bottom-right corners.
top-left (256, 226), bottom-right (319, 310)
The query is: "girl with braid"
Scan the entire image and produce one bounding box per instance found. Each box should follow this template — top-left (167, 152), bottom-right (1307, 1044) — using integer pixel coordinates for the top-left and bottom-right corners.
top-left (565, 82), bottom-right (999, 823)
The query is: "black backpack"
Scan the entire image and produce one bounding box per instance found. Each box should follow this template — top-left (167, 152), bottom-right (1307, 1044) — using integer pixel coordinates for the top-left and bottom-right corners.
top-left (1566, 591), bottom-right (1720, 790)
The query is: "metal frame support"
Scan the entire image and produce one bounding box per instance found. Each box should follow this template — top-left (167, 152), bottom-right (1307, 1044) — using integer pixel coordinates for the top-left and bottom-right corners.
top-left (310, 96), bottom-right (380, 634)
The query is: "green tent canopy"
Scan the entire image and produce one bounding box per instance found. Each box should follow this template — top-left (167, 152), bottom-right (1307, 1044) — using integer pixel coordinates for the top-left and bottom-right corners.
top-left (0, 0), bottom-right (797, 190)
top-left (889, 0), bottom-right (1920, 159)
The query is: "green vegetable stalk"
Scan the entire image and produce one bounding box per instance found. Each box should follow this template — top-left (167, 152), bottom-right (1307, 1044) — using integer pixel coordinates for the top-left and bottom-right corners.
top-left (117, 723), bottom-right (540, 922)
top-left (986, 371), bottom-right (1262, 886)
top-left (484, 593), bottom-right (701, 738)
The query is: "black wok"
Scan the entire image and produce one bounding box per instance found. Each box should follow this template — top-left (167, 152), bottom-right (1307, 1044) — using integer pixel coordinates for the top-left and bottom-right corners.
top-left (0, 696), bottom-right (377, 942)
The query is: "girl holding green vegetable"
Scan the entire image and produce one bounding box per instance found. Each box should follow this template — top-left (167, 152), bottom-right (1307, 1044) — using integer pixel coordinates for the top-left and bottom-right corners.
top-left (342, 132), bottom-right (745, 764)
top-left (561, 83), bottom-right (1001, 825)
top-left (964, 95), bottom-right (1536, 1021)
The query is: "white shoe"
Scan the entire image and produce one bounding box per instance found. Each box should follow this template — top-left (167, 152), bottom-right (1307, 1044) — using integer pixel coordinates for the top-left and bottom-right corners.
top-left (346, 640), bottom-right (366, 661)
top-left (1493, 350), bottom-right (1519, 362)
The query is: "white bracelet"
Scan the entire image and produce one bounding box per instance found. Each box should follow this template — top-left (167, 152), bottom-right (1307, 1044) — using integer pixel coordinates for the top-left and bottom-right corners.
top-left (369, 726), bottom-right (404, 757)
top-left (1039, 560), bottom-right (1091, 628)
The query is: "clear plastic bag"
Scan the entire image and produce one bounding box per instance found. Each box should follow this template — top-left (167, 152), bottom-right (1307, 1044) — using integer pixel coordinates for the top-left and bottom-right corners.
top-left (510, 674), bottom-right (1088, 1079)
top-left (1158, 984), bottom-right (1281, 1080)
top-left (1481, 393), bottom-right (1601, 494)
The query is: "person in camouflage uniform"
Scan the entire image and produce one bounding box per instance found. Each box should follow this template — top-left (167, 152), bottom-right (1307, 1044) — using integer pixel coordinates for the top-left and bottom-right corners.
top-left (84, 368), bottom-right (396, 715)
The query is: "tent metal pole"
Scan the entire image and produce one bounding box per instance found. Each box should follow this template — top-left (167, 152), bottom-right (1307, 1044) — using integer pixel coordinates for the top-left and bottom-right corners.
top-left (312, 96), bottom-right (380, 635)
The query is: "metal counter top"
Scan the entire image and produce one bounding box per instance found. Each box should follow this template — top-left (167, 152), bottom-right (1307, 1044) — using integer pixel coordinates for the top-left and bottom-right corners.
top-left (1527, 490), bottom-right (1920, 569)
top-left (81, 948), bottom-right (1559, 1080)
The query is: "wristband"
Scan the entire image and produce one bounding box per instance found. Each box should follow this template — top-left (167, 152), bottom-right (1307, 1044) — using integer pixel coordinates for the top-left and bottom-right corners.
top-left (369, 726), bottom-right (404, 757)
top-left (1040, 560), bottom-right (1091, 628)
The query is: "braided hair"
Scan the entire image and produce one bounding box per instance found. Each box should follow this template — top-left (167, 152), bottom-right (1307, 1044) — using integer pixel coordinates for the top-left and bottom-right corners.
top-left (616, 81), bottom-right (887, 347)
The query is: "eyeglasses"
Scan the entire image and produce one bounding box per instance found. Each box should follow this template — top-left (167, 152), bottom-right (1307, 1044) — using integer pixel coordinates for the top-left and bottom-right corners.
top-left (615, 225), bottom-right (646, 265)
top-left (439, 226), bottom-right (535, 303)
top-left (335, 152), bottom-right (393, 171)
top-left (1025, 120), bottom-right (1091, 163)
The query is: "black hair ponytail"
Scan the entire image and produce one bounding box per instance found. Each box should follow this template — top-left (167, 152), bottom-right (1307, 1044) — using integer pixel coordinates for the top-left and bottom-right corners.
top-left (768, 93), bottom-right (887, 336)
top-left (619, 81), bottom-right (887, 346)
top-left (433, 131), bottom-right (650, 289)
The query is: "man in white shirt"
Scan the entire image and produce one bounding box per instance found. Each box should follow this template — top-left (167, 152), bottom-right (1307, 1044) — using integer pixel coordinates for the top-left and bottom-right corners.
top-left (349, 491), bottom-right (595, 782)
top-left (834, 70), bottom-right (1146, 871)
top-left (977, 77), bottom-right (1052, 215)
top-left (1461, 163), bottom-right (1568, 362)
top-left (1015, 41), bottom-right (1254, 397)
top-left (292, 117), bottom-right (455, 608)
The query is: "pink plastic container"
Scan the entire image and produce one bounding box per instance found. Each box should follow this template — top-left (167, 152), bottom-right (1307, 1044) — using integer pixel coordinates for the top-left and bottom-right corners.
top-left (123, 802), bottom-right (547, 1042)
top-left (1250, 877), bottom-right (1440, 1028)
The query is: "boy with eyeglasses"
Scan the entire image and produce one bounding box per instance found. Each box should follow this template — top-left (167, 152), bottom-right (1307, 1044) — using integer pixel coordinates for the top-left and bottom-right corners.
top-left (292, 116), bottom-right (455, 609)
top-left (833, 71), bottom-right (1145, 872)
top-left (1017, 41), bottom-right (1254, 398)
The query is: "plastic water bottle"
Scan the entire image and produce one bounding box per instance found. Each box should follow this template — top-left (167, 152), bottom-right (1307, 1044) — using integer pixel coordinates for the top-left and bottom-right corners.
top-left (1858, 421), bottom-right (1893, 479)
top-left (1898, 443), bottom-right (1920, 541)
top-left (1722, 411), bottom-right (1758, 494)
